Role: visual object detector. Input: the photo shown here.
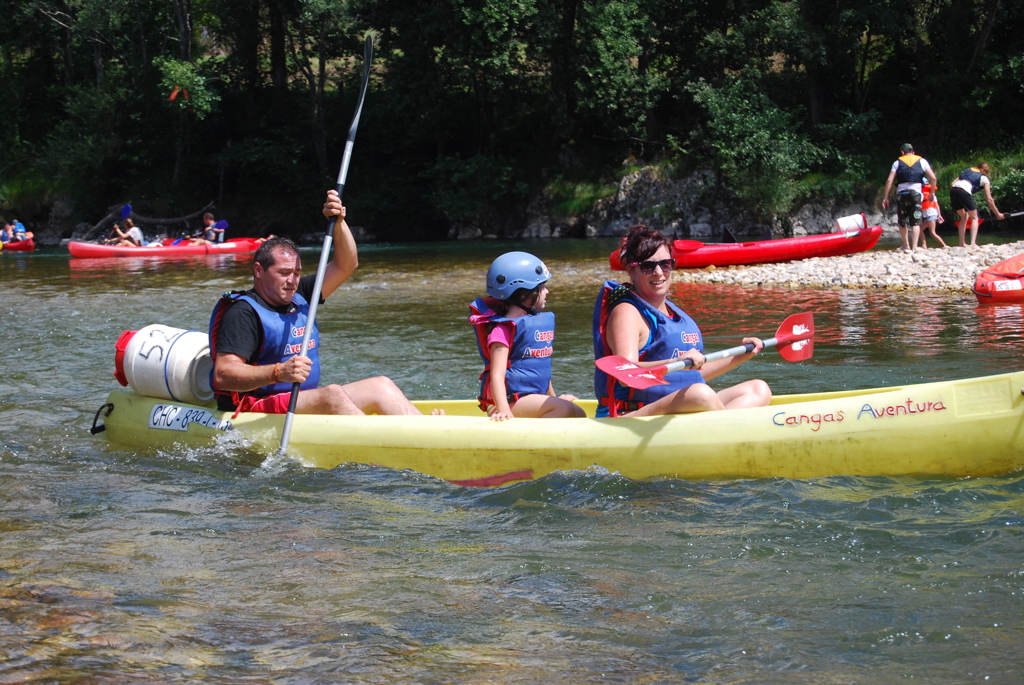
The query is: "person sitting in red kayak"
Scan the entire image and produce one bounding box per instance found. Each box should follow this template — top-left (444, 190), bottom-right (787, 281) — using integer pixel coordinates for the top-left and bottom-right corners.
top-left (12, 220), bottom-right (31, 242)
top-left (469, 252), bottom-right (585, 421)
top-left (0, 221), bottom-right (13, 243)
top-left (105, 218), bottom-right (145, 247)
top-left (187, 213), bottom-right (228, 245)
top-left (593, 224), bottom-right (772, 417)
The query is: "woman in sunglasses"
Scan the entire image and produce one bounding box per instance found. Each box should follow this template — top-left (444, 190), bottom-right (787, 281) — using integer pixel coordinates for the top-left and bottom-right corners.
top-left (593, 225), bottom-right (772, 417)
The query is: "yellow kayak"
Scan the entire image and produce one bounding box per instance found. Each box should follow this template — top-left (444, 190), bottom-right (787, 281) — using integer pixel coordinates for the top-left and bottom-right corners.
top-left (95, 370), bottom-right (1024, 485)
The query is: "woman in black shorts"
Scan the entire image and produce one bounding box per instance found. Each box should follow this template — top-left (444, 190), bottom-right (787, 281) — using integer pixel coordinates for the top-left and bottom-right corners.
top-left (950, 162), bottom-right (1004, 247)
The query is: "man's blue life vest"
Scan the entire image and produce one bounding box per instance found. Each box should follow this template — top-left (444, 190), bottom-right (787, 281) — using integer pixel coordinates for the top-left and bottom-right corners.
top-left (895, 154), bottom-right (926, 187)
top-left (208, 291), bottom-right (321, 408)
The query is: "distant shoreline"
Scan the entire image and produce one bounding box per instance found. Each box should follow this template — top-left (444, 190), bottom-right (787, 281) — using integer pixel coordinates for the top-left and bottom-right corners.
top-left (671, 241), bottom-right (1024, 294)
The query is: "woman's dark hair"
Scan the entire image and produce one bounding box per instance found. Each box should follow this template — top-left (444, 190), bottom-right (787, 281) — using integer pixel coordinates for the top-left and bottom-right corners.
top-left (254, 236), bottom-right (299, 269)
top-left (619, 224), bottom-right (672, 266)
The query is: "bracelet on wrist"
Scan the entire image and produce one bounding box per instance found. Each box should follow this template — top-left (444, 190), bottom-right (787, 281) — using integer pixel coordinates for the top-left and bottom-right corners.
top-left (272, 363), bottom-right (281, 381)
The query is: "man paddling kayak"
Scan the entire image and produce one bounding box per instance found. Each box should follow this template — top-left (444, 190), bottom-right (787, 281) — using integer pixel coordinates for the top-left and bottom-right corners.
top-left (209, 190), bottom-right (434, 417)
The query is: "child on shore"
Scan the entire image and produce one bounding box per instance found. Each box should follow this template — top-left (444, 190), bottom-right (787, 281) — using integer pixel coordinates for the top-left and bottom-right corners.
top-left (469, 252), bottom-right (585, 420)
top-left (918, 182), bottom-right (948, 248)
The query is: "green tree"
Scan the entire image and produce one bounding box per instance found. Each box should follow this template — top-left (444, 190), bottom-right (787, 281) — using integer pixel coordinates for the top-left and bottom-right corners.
top-left (3, 0), bottom-right (1023, 236)
top-left (690, 75), bottom-right (823, 218)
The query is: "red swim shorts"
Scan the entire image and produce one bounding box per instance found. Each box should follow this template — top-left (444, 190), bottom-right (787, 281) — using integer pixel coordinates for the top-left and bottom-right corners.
top-left (234, 392), bottom-right (292, 416)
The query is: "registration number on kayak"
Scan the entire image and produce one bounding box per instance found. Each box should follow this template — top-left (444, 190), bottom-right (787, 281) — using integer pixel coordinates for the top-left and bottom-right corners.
top-left (994, 280), bottom-right (1023, 292)
top-left (149, 403), bottom-right (233, 432)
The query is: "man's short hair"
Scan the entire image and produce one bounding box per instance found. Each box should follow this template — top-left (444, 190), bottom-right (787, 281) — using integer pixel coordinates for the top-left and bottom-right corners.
top-left (900, 143), bottom-right (914, 154)
top-left (254, 236), bottom-right (299, 270)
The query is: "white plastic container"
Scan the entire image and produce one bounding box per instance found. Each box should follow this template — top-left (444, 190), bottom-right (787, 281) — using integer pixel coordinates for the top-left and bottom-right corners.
top-left (114, 324), bottom-right (214, 405)
top-left (835, 213), bottom-right (867, 231)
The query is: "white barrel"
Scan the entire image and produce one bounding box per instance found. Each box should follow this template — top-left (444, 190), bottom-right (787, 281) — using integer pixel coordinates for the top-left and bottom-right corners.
top-left (120, 324), bottom-right (214, 404)
top-left (835, 213), bottom-right (866, 231)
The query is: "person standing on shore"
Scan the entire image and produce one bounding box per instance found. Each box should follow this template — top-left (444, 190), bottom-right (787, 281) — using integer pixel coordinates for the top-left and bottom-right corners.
top-left (950, 162), bottom-right (1004, 248)
top-left (881, 143), bottom-right (938, 252)
top-left (918, 181), bottom-right (948, 249)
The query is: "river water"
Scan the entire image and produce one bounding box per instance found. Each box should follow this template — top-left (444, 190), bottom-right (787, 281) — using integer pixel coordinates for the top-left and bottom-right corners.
top-left (2, 239), bottom-right (1023, 683)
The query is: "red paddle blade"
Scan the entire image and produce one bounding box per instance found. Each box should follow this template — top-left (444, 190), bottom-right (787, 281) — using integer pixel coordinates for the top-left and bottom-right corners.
top-left (775, 312), bottom-right (814, 362)
top-left (594, 355), bottom-right (669, 389)
top-left (673, 239), bottom-right (705, 252)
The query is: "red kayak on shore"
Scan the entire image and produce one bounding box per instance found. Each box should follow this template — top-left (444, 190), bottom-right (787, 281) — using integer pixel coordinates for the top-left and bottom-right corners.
top-left (608, 217), bottom-right (882, 270)
top-left (1, 238), bottom-right (35, 252)
top-left (973, 252), bottom-right (1024, 304)
top-left (67, 237), bottom-right (264, 258)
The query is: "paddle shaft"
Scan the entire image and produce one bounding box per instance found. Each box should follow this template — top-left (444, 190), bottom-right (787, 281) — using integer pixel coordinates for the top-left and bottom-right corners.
top-left (957, 210), bottom-right (1023, 225)
top-left (660, 338), bottom-right (781, 374)
top-left (279, 35), bottom-right (373, 452)
top-left (594, 312), bottom-right (813, 390)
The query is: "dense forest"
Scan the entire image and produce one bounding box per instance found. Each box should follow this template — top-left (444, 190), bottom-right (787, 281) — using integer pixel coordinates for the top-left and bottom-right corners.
top-left (1, 0), bottom-right (1022, 240)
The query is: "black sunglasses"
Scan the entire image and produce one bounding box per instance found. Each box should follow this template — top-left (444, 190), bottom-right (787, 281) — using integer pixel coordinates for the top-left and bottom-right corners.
top-left (630, 258), bottom-right (675, 274)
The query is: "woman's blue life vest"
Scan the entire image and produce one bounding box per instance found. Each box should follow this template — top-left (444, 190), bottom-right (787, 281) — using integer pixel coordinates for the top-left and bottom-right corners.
top-left (208, 291), bottom-right (321, 408)
top-left (592, 281), bottom-right (706, 417)
top-left (957, 167), bottom-right (986, 194)
top-left (895, 154), bottom-right (926, 188)
top-left (469, 296), bottom-right (555, 410)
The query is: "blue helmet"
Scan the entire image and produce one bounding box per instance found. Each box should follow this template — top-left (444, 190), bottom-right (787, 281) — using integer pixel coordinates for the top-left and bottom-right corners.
top-left (486, 251), bottom-right (551, 300)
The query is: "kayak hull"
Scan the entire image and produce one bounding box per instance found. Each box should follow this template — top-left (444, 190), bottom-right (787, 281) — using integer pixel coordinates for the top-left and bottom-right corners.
top-left (98, 370), bottom-right (1024, 485)
top-left (609, 227), bottom-right (883, 269)
top-left (973, 252), bottom-right (1024, 303)
top-left (2, 238), bottom-right (35, 252)
top-left (68, 237), bottom-right (263, 258)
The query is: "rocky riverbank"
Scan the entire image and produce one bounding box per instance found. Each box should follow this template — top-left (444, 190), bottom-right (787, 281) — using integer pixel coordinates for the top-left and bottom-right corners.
top-left (515, 165), bottom-right (886, 242)
top-left (671, 241), bottom-right (1024, 293)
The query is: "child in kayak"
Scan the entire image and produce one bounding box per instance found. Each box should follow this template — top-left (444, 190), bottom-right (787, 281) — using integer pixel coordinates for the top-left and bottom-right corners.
top-left (469, 252), bottom-right (585, 420)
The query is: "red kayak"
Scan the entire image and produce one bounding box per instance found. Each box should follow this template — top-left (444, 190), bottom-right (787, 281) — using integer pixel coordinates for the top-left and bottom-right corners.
top-left (973, 252), bottom-right (1024, 304)
top-left (609, 223), bottom-right (883, 269)
top-left (67, 237), bottom-right (263, 258)
top-left (2, 238), bottom-right (35, 252)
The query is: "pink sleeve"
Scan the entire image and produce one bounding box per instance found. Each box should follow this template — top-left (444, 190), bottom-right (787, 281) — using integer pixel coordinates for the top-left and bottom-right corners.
top-left (486, 321), bottom-right (514, 350)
